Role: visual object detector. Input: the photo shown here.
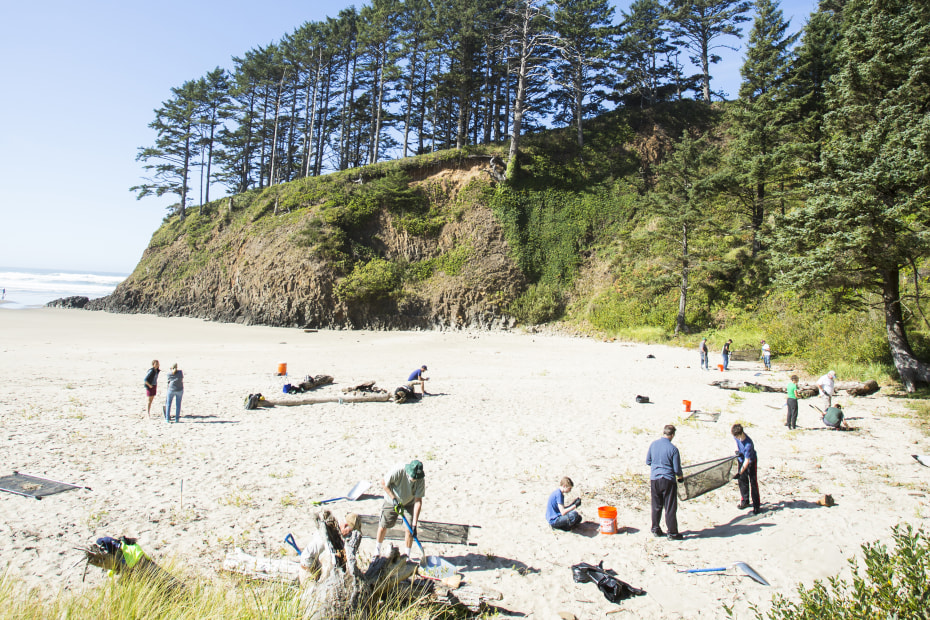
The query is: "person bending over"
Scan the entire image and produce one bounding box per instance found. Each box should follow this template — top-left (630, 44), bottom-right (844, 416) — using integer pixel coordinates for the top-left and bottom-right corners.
top-left (822, 404), bottom-right (849, 430)
top-left (732, 424), bottom-right (761, 514)
top-left (407, 365), bottom-right (429, 395)
top-left (374, 460), bottom-right (425, 559)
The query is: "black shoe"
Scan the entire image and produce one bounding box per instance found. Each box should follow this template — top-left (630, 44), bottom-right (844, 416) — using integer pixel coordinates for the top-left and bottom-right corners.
top-left (737, 501), bottom-right (750, 509)
top-left (652, 529), bottom-right (665, 537)
top-left (752, 508), bottom-right (761, 515)
top-left (667, 533), bottom-right (683, 540)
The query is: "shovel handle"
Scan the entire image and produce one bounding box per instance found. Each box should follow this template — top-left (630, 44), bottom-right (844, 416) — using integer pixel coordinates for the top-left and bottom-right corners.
top-left (398, 512), bottom-right (426, 559)
top-left (680, 567), bottom-right (727, 573)
top-left (284, 533), bottom-right (301, 555)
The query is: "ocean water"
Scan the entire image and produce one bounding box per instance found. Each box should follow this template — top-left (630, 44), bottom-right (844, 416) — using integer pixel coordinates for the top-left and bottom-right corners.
top-left (0, 267), bottom-right (127, 309)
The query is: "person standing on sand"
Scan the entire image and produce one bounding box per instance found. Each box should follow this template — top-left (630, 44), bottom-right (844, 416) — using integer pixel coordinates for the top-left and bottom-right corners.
top-left (698, 338), bottom-right (709, 370)
top-left (786, 374), bottom-right (799, 430)
top-left (546, 476), bottom-right (582, 531)
top-left (144, 360), bottom-right (160, 418)
top-left (732, 424), bottom-right (761, 514)
top-left (760, 340), bottom-right (771, 370)
top-left (164, 363), bottom-right (184, 423)
top-left (407, 365), bottom-right (429, 394)
top-left (816, 370), bottom-right (836, 410)
top-left (646, 425), bottom-right (684, 540)
top-left (374, 460), bottom-right (425, 559)
top-left (722, 339), bottom-right (732, 370)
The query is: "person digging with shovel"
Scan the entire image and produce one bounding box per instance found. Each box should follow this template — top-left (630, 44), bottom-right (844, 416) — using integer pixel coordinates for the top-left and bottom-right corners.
top-left (374, 459), bottom-right (425, 559)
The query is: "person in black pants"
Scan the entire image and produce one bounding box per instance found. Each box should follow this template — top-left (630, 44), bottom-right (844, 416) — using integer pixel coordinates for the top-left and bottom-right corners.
top-left (786, 374), bottom-right (800, 429)
top-left (646, 425), bottom-right (685, 540)
top-left (732, 423), bottom-right (761, 514)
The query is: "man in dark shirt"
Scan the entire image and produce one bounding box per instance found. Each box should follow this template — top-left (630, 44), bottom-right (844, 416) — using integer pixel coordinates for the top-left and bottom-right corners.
top-left (732, 424), bottom-right (761, 514)
top-left (646, 424), bottom-right (684, 540)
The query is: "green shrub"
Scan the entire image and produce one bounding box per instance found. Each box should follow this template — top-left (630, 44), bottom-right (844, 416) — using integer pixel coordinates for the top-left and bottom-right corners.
top-left (750, 524), bottom-right (930, 620)
top-left (336, 258), bottom-right (401, 303)
top-left (508, 282), bottom-right (564, 324)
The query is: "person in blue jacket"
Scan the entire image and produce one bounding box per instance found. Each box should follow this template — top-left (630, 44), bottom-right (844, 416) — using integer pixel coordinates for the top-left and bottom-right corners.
top-left (732, 423), bottom-right (761, 514)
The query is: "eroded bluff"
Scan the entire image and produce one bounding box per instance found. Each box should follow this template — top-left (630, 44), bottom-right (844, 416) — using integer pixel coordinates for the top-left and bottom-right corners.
top-left (87, 200), bottom-right (525, 330)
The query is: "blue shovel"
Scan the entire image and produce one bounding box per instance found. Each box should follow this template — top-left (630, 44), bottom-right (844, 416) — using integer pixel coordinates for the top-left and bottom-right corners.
top-left (679, 562), bottom-right (769, 586)
top-left (284, 533), bottom-right (301, 554)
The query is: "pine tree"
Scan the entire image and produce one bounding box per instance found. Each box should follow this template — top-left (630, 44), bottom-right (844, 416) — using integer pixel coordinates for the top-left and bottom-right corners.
top-left (616, 0), bottom-right (679, 108)
top-left (549, 0), bottom-right (616, 148)
top-left (718, 0), bottom-right (798, 259)
top-left (666, 0), bottom-right (752, 102)
top-left (131, 80), bottom-right (201, 219)
top-left (771, 0), bottom-right (930, 391)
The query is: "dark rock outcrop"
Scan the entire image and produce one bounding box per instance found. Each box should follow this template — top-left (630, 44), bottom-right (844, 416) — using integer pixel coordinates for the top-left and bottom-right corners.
top-left (47, 296), bottom-right (90, 309)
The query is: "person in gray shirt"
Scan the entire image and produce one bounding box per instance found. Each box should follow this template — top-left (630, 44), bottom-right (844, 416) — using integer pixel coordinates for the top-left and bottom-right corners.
top-left (646, 424), bottom-right (684, 540)
top-left (164, 363), bottom-right (184, 423)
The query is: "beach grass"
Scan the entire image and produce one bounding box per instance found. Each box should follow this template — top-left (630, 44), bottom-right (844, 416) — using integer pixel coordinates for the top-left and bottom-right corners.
top-left (0, 569), bottom-right (467, 620)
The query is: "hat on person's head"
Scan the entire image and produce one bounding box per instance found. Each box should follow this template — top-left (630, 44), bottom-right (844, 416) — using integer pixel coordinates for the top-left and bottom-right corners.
top-left (421, 364), bottom-right (428, 370)
top-left (405, 459), bottom-right (425, 480)
top-left (828, 370), bottom-right (836, 377)
top-left (345, 512), bottom-right (360, 532)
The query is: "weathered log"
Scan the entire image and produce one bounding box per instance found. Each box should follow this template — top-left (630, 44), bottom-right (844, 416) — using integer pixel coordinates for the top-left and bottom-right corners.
top-left (221, 548), bottom-right (300, 583)
top-left (710, 380), bottom-right (878, 398)
top-left (264, 393), bottom-right (392, 406)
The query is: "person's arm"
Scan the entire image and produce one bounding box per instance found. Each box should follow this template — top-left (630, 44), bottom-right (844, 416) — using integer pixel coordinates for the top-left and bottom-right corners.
top-left (381, 476), bottom-right (398, 504)
top-left (412, 497), bottom-right (422, 526)
top-left (557, 498), bottom-right (579, 515)
top-left (673, 449), bottom-right (683, 482)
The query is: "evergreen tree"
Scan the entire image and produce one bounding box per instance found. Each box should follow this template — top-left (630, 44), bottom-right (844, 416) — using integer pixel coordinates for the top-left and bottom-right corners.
top-left (549, 0), bottom-right (616, 148)
top-left (616, 0), bottom-right (679, 108)
top-left (650, 131), bottom-right (719, 335)
top-left (131, 80), bottom-right (201, 219)
top-left (666, 0), bottom-right (752, 102)
top-left (195, 67), bottom-right (231, 207)
top-left (771, 0), bottom-right (930, 391)
top-left (718, 0), bottom-right (798, 259)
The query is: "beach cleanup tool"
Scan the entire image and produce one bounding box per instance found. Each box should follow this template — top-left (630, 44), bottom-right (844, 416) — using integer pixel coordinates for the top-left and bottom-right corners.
top-left (0, 471), bottom-right (92, 499)
top-left (678, 562), bottom-right (770, 586)
top-left (913, 455), bottom-right (930, 467)
top-left (397, 509), bottom-right (458, 578)
top-left (284, 533), bottom-right (301, 554)
top-left (677, 456), bottom-right (739, 501)
top-left (311, 480), bottom-right (370, 505)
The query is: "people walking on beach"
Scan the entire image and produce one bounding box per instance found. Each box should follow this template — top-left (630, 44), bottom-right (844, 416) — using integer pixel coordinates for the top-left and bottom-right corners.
top-left (164, 363), bottom-right (184, 423)
top-left (822, 404), bottom-right (849, 430)
top-left (760, 340), bottom-right (771, 370)
top-left (732, 424), bottom-right (761, 514)
top-left (374, 460), bottom-right (425, 559)
top-left (722, 339), bottom-right (732, 370)
top-left (144, 360), bottom-right (160, 418)
top-left (698, 338), bottom-right (709, 370)
top-left (786, 374), bottom-right (799, 429)
top-left (817, 370), bottom-right (836, 410)
top-left (546, 476), bottom-right (582, 531)
top-left (407, 365), bottom-right (429, 395)
top-left (646, 425), bottom-right (684, 540)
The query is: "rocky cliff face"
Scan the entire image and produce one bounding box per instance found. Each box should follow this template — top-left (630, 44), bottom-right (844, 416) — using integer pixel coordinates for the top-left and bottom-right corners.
top-left (86, 163), bottom-right (526, 330)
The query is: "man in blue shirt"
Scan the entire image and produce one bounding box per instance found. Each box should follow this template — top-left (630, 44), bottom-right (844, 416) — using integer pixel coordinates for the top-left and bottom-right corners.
top-left (407, 365), bottom-right (429, 395)
top-left (732, 423), bottom-right (761, 514)
top-left (646, 425), bottom-right (684, 540)
top-left (545, 476), bottom-right (582, 531)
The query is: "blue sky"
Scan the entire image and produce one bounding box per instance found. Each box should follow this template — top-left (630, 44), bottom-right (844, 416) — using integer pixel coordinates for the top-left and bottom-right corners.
top-left (0, 0), bottom-right (818, 274)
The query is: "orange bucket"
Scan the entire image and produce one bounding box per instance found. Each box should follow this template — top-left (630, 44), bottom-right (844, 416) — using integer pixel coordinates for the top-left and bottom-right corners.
top-left (718, 364), bottom-right (724, 371)
top-left (598, 506), bottom-right (617, 535)
top-left (277, 362), bottom-right (288, 376)
top-left (682, 399), bottom-right (691, 412)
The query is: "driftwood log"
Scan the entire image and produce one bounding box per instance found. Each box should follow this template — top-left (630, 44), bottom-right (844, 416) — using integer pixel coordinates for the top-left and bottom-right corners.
top-left (710, 379), bottom-right (879, 397)
top-left (263, 393), bottom-right (392, 406)
top-left (221, 548), bottom-right (301, 583)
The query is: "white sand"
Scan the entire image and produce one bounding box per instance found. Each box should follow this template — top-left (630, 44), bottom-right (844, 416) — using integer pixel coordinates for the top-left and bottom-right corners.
top-left (1, 308), bottom-right (928, 617)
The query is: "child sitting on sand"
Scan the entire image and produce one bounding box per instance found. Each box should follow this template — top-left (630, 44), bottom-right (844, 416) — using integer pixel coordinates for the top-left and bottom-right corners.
top-left (546, 476), bottom-right (582, 531)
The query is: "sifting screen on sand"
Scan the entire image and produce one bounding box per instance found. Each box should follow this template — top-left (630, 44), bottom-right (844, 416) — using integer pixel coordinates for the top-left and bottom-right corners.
top-left (0, 471), bottom-right (90, 499)
top-left (358, 516), bottom-right (472, 544)
top-left (678, 456), bottom-right (738, 501)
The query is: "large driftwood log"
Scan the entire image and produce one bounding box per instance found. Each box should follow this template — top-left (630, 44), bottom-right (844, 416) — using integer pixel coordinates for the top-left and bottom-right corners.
top-left (710, 380), bottom-right (879, 397)
top-left (264, 393), bottom-right (392, 406)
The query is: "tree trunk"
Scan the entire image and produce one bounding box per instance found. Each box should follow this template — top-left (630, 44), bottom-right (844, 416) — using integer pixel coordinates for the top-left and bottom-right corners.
top-left (882, 268), bottom-right (930, 392)
top-left (675, 222), bottom-right (689, 335)
top-left (700, 40), bottom-right (711, 103)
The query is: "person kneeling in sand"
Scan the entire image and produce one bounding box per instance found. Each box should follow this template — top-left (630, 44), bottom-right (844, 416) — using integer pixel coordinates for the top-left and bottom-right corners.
top-left (546, 476), bottom-right (582, 531)
top-left (298, 512), bottom-right (362, 585)
top-left (374, 460), bottom-right (425, 558)
top-left (822, 404), bottom-right (849, 430)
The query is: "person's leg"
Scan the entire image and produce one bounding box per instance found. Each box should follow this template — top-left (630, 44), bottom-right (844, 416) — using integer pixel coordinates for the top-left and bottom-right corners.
top-left (748, 462), bottom-right (761, 511)
top-left (822, 392), bottom-right (831, 410)
top-left (737, 469), bottom-right (750, 507)
top-left (375, 504), bottom-right (397, 555)
top-left (567, 510), bottom-right (582, 528)
top-left (663, 479), bottom-right (679, 535)
top-left (550, 514), bottom-right (573, 531)
top-left (789, 399), bottom-right (799, 428)
top-left (174, 392), bottom-right (182, 422)
top-left (164, 393), bottom-right (173, 422)
top-left (722, 353), bottom-right (729, 370)
top-left (649, 480), bottom-right (664, 534)
top-left (146, 395), bottom-right (153, 416)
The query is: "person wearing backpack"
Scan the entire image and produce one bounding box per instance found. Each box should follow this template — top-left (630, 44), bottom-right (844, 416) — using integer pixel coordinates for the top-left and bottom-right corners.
top-left (143, 360), bottom-right (160, 418)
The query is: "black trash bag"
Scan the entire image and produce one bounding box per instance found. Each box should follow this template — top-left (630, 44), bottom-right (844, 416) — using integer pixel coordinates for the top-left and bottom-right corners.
top-left (571, 561), bottom-right (645, 603)
top-left (635, 395), bottom-right (650, 403)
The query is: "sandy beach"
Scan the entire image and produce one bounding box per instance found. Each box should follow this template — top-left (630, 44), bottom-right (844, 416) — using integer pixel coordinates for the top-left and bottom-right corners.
top-left (1, 308), bottom-right (928, 617)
